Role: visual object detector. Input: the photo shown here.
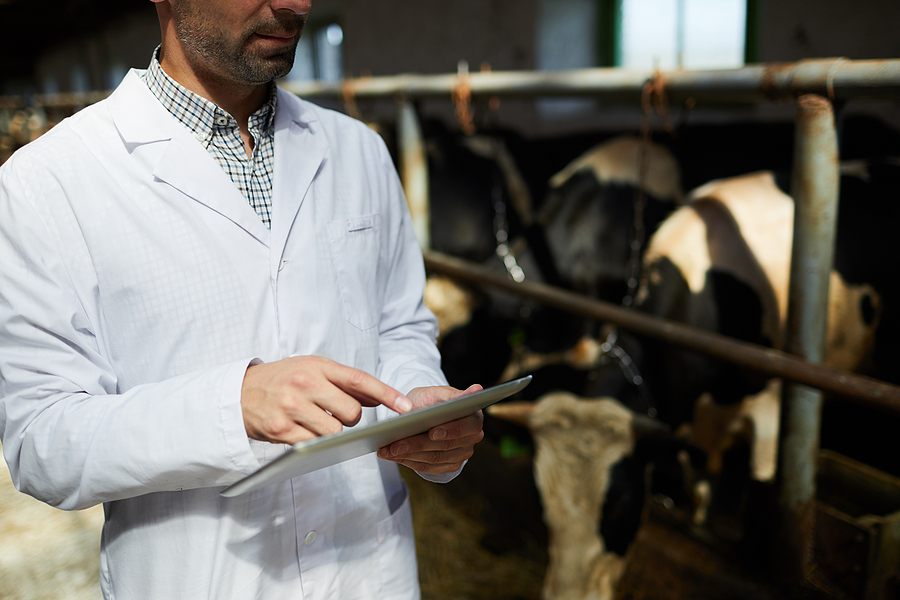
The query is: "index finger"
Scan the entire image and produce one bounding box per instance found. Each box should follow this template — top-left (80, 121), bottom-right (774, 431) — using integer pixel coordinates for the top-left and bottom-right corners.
top-left (323, 360), bottom-right (412, 413)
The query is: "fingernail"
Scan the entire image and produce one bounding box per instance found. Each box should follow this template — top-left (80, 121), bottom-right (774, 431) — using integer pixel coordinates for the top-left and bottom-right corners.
top-left (431, 429), bottom-right (447, 440)
top-left (392, 443), bottom-right (409, 456)
top-left (395, 396), bottom-right (412, 412)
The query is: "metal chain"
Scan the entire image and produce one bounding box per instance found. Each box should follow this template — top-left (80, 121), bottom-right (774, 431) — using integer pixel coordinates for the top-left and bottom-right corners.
top-left (493, 179), bottom-right (525, 283)
top-left (596, 330), bottom-right (657, 417)
top-left (622, 76), bottom-right (663, 308)
top-left (602, 73), bottom-right (674, 415)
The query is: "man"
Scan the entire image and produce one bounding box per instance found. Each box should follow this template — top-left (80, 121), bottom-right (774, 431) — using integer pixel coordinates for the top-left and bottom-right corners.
top-left (0, 0), bottom-right (484, 598)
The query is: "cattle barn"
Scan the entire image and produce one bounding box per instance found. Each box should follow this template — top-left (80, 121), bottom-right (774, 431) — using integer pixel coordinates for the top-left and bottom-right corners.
top-left (2, 1), bottom-right (900, 599)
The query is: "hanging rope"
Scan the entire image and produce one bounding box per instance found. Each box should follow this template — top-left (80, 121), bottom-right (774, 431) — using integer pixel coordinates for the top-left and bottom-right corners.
top-left (452, 61), bottom-right (476, 135)
top-left (621, 72), bottom-right (673, 308)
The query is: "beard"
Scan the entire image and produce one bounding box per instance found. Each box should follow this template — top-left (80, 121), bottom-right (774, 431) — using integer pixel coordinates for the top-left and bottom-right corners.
top-left (172, 2), bottom-right (306, 85)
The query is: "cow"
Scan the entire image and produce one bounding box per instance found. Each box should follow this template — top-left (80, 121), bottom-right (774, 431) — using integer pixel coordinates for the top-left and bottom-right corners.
top-left (0, 444), bottom-right (104, 600)
top-left (627, 171), bottom-right (879, 477)
top-left (488, 393), bottom-right (672, 600)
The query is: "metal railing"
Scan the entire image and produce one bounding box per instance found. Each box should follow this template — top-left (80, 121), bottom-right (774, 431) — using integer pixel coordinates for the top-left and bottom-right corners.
top-left (281, 58), bottom-right (900, 103)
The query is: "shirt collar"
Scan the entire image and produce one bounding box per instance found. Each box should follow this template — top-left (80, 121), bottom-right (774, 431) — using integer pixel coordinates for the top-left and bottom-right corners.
top-left (141, 47), bottom-right (277, 143)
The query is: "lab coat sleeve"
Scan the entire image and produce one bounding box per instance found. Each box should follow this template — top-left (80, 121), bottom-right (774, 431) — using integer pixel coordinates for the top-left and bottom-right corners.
top-left (372, 137), bottom-right (447, 396)
top-left (369, 139), bottom-right (468, 484)
top-left (0, 162), bottom-right (261, 511)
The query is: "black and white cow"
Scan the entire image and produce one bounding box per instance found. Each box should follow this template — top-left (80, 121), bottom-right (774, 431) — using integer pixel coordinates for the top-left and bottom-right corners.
top-left (488, 393), bottom-right (670, 600)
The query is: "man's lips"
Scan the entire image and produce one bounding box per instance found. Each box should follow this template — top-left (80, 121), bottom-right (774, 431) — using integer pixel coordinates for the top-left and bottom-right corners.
top-left (255, 31), bottom-right (297, 43)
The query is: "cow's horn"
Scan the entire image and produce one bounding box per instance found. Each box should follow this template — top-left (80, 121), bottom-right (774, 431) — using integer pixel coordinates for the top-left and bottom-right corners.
top-left (487, 401), bottom-right (536, 428)
top-left (630, 413), bottom-right (671, 439)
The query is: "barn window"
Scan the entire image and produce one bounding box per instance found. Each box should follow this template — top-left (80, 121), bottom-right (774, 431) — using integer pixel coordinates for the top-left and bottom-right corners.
top-left (535, 0), bottom-right (600, 118)
top-left (619, 0), bottom-right (748, 70)
top-left (283, 22), bottom-right (344, 84)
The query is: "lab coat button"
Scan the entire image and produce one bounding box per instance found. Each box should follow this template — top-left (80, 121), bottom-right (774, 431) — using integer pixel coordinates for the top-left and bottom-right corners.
top-left (304, 531), bottom-right (317, 545)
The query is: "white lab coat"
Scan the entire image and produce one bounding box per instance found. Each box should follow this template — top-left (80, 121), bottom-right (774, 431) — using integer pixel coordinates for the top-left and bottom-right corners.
top-left (0, 70), bottom-right (448, 599)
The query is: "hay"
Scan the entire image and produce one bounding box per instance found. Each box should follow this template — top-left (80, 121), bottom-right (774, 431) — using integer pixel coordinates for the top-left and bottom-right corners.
top-left (402, 438), bottom-right (548, 600)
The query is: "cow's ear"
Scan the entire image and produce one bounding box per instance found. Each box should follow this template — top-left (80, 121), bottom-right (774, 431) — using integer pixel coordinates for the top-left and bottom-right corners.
top-left (487, 401), bottom-right (536, 429)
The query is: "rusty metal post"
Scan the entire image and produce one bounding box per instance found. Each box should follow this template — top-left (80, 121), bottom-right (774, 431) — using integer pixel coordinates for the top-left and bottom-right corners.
top-left (774, 94), bottom-right (840, 586)
top-left (397, 97), bottom-right (430, 250)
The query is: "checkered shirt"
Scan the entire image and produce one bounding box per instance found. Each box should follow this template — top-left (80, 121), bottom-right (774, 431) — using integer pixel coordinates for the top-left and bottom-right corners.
top-left (142, 49), bottom-right (276, 229)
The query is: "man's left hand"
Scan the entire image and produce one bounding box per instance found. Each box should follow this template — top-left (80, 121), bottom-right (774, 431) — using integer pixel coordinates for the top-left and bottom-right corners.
top-left (376, 384), bottom-right (484, 475)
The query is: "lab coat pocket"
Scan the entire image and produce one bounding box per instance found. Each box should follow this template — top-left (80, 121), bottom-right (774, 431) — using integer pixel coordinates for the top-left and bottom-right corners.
top-left (326, 215), bottom-right (382, 331)
top-left (376, 483), bottom-right (420, 599)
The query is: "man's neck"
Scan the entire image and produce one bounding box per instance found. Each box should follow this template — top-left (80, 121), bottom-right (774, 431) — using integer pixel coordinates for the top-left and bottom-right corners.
top-left (159, 47), bottom-right (269, 157)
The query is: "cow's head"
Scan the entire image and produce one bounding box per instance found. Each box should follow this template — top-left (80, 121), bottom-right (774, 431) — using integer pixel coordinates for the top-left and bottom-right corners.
top-left (489, 392), bottom-right (668, 600)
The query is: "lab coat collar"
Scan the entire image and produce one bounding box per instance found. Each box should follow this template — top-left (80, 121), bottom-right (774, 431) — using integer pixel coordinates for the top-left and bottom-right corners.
top-left (107, 70), bottom-right (271, 246)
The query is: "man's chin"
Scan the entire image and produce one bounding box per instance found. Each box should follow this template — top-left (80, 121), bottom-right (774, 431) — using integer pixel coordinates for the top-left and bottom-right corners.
top-left (235, 55), bottom-right (295, 84)
top-left (251, 45), bottom-right (297, 75)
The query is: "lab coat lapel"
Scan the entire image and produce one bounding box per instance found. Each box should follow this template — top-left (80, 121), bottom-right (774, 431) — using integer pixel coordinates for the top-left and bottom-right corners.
top-left (270, 88), bottom-right (327, 266)
top-left (153, 138), bottom-right (271, 246)
top-left (108, 70), bottom-right (270, 247)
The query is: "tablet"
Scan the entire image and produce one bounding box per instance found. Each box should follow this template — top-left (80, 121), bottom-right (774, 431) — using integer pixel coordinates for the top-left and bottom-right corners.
top-left (220, 375), bottom-right (532, 497)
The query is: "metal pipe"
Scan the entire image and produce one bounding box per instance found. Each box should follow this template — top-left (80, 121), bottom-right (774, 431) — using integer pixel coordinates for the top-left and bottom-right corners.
top-left (396, 98), bottom-right (430, 250)
top-left (4, 59), bottom-right (900, 110)
top-left (422, 250), bottom-right (900, 413)
top-left (276, 58), bottom-right (900, 104)
top-left (774, 94), bottom-right (841, 584)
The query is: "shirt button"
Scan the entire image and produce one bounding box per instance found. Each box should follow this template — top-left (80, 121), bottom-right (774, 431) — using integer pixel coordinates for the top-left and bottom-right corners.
top-left (304, 531), bottom-right (317, 546)
top-left (215, 116), bottom-right (229, 126)
top-left (196, 132), bottom-right (208, 142)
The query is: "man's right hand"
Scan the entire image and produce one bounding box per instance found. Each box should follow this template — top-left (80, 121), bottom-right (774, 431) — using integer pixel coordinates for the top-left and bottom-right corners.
top-left (240, 356), bottom-right (413, 445)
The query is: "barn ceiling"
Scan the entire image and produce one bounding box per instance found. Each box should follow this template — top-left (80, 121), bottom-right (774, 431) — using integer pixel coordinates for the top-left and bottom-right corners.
top-left (0, 0), bottom-right (146, 83)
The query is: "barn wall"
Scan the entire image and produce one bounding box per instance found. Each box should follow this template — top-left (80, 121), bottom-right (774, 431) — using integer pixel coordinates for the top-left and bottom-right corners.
top-left (751, 0), bottom-right (900, 134)
top-left (28, 7), bottom-right (159, 96)
top-left (315, 0), bottom-right (536, 76)
top-left (305, 0), bottom-right (544, 135)
top-left (10, 0), bottom-right (899, 138)
top-left (757, 0), bottom-right (900, 63)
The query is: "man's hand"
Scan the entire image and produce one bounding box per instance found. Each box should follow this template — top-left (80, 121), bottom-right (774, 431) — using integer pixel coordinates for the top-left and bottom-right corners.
top-left (376, 384), bottom-right (485, 475)
top-left (241, 356), bottom-right (412, 445)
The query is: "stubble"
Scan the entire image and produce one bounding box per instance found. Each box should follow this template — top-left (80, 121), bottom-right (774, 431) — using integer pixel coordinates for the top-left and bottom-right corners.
top-left (171, 1), bottom-right (306, 85)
